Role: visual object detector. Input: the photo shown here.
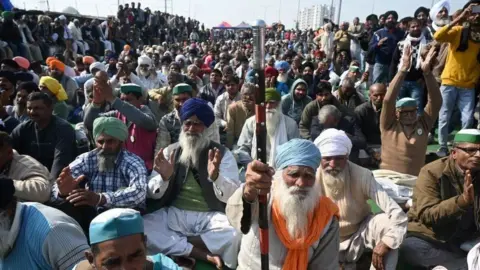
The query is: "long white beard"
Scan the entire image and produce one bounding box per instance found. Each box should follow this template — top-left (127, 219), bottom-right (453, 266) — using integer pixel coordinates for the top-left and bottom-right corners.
top-left (0, 211), bottom-right (12, 258)
top-left (321, 167), bottom-right (346, 189)
top-left (178, 130), bottom-right (210, 167)
top-left (266, 108), bottom-right (281, 138)
top-left (434, 18), bottom-right (450, 28)
top-left (272, 171), bottom-right (321, 239)
top-left (277, 73), bottom-right (288, 83)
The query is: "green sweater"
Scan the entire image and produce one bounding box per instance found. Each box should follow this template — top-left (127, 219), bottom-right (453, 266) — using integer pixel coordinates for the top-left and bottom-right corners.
top-left (172, 170), bottom-right (210, 212)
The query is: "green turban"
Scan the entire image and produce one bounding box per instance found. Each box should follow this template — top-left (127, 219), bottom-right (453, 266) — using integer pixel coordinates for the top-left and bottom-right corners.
top-left (172, 83), bottom-right (193, 95)
top-left (2, 11), bottom-right (13, 20)
top-left (93, 117), bottom-right (128, 141)
top-left (454, 129), bottom-right (480, 144)
top-left (265, 88), bottom-right (281, 102)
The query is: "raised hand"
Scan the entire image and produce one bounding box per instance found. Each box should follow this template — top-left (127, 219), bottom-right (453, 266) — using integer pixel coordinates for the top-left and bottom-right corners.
top-left (154, 148), bottom-right (175, 181)
top-left (57, 167), bottom-right (86, 197)
top-left (421, 47), bottom-right (437, 74)
top-left (463, 170), bottom-right (474, 205)
top-left (208, 148), bottom-right (222, 181)
top-left (400, 44), bottom-right (413, 71)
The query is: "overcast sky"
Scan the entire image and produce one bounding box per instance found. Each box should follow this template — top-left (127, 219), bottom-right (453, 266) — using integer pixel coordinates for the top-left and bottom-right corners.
top-left (13, 0), bottom-right (467, 28)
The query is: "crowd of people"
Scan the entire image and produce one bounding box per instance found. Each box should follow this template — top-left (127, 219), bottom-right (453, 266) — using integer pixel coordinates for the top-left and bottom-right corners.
top-left (3, 0), bottom-right (480, 269)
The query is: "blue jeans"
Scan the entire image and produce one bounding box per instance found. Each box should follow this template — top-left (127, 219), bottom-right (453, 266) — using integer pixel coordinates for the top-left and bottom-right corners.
top-left (373, 63), bottom-right (389, 84)
top-left (398, 80), bottom-right (424, 114)
top-left (438, 85), bottom-right (475, 148)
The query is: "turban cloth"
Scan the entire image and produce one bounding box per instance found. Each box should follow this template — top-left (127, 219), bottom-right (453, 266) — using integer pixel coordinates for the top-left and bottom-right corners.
top-left (93, 117), bottom-right (128, 141)
top-left (275, 139), bottom-right (321, 170)
top-left (48, 60), bottom-right (65, 73)
top-left (83, 56), bottom-right (96, 65)
top-left (0, 70), bottom-right (17, 85)
top-left (120, 83), bottom-right (142, 95)
top-left (39, 76), bottom-right (68, 101)
top-left (124, 45), bottom-right (131, 51)
top-left (46, 57), bottom-right (56, 66)
top-left (89, 208), bottom-right (144, 245)
top-left (246, 69), bottom-right (257, 83)
top-left (314, 128), bottom-right (352, 157)
top-left (15, 72), bottom-right (33, 82)
top-left (454, 129), bottom-right (480, 144)
top-left (384, 10), bottom-right (399, 20)
top-left (275, 61), bottom-right (290, 71)
top-left (414, 7), bottom-right (429, 18)
top-left (13, 56), bottom-right (29, 70)
top-left (180, 98), bottom-right (215, 128)
top-left (0, 177), bottom-right (15, 209)
top-left (89, 62), bottom-right (105, 73)
top-left (175, 54), bottom-right (186, 62)
top-left (265, 66), bottom-right (279, 78)
top-left (138, 55), bottom-right (152, 67)
top-left (396, 97), bottom-right (417, 108)
top-left (430, 0), bottom-right (451, 21)
top-left (265, 88), bottom-right (281, 102)
top-left (173, 83), bottom-right (193, 95)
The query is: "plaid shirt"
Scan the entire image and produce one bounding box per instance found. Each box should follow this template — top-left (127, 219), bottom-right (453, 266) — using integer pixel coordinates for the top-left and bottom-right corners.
top-left (51, 149), bottom-right (147, 209)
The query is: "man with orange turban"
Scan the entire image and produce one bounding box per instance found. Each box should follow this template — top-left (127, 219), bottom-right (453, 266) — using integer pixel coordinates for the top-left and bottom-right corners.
top-left (47, 59), bottom-right (79, 104)
top-left (227, 139), bottom-right (340, 270)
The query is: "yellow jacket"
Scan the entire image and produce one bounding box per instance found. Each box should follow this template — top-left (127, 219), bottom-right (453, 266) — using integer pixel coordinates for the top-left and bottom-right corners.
top-left (434, 25), bottom-right (480, 89)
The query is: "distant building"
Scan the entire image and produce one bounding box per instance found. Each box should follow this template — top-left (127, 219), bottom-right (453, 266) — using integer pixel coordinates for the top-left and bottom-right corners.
top-left (298, 4), bottom-right (335, 30)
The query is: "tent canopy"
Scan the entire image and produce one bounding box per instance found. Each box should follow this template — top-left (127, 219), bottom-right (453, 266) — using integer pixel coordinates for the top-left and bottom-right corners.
top-left (216, 21), bottom-right (232, 28)
top-left (235, 21), bottom-right (250, 28)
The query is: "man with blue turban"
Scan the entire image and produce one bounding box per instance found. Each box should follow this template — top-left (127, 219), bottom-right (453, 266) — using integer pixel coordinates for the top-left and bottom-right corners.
top-left (227, 138), bottom-right (340, 270)
top-left (145, 97), bottom-right (241, 269)
top-left (315, 128), bottom-right (407, 270)
top-left (73, 208), bottom-right (181, 270)
top-left (50, 116), bottom-right (148, 233)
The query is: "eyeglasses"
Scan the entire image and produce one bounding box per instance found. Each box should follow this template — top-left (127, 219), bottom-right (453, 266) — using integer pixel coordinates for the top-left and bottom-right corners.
top-left (456, 147), bottom-right (480, 156)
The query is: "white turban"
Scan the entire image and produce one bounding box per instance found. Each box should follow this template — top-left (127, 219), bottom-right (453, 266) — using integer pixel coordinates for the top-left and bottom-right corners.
top-left (175, 54), bottom-right (186, 63)
top-left (314, 128), bottom-right (352, 157)
top-left (89, 62), bottom-right (105, 73)
top-left (138, 55), bottom-right (152, 67)
top-left (430, 0), bottom-right (451, 23)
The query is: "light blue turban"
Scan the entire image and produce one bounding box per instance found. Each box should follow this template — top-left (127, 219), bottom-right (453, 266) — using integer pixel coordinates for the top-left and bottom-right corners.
top-left (275, 60), bottom-right (290, 71)
top-left (275, 139), bottom-right (321, 170)
top-left (396, 97), bottom-right (417, 108)
top-left (90, 208), bottom-right (143, 245)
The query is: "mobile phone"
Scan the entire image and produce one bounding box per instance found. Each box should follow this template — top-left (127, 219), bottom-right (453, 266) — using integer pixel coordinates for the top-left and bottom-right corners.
top-left (473, 5), bottom-right (480, 13)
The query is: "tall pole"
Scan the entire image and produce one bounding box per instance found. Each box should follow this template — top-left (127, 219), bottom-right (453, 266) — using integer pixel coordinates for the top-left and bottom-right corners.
top-left (46, 0), bottom-right (50, 11)
top-left (251, 19), bottom-right (269, 270)
top-left (164, 0), bottom-right (167, 13)
top-left (296, 0), bottom-right (301, 28)
top-left (336, 0), bottom-right (342, 25)
top-left (330, 0), bottom-right (334, 21)
top-left (278, 0), bottom-right (281, 23)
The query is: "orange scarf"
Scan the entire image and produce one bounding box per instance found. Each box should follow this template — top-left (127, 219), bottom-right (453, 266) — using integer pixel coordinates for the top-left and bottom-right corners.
top-left (272, 196), bottom-right (339, 270)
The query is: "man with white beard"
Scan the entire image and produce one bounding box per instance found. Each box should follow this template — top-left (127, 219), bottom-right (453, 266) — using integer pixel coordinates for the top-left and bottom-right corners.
top-left (227, 139), bottom-right (340, 270)
top-left (236, 88), bottom-right (299, 166)
top-left (136, 55), bottom-right (166, 91)
top-left (145, 98), bottom-right (241, 269)
top-left (427, 0), bottom-right (451, 37)
top-left (314, 128), bottom-right (408, 270)
top-left (0, 177), bottom-right (89, 269)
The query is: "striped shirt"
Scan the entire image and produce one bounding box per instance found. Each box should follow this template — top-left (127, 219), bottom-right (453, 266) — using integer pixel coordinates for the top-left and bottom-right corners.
top-left (51, 149), bottom-right (148, 209)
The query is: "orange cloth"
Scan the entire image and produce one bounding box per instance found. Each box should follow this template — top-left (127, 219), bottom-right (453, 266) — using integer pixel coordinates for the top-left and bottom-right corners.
top-left (271, 196), bottom-right (339, 270)
top-left (46, 57), bottom-right (56, 66)
top-left (48, 60), bottom-right (65, 73)
top-left (83, 56), bottom-right (95, 65)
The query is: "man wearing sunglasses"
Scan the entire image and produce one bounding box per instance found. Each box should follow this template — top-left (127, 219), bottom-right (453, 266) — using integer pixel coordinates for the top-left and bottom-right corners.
top-left (401, 129), bottom-right (480, 269)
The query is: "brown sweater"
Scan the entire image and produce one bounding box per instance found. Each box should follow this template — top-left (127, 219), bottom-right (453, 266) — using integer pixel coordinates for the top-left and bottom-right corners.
top-left (380, 71), bottom-right (442, 176)
top-left (226, 101), bottom-right (254, 149)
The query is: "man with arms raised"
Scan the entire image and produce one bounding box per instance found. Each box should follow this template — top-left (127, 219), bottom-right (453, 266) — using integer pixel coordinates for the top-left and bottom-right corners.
top-left (145, 98), bottom-right (241, 269)
top-left (227, 139), bottom-right (340, 269)
top-left (314, 129), bottom-right (407, 270)
top-left (73, 208), bottom-right (182, 270)
top-left (236, 88), bottom-right (299, 165)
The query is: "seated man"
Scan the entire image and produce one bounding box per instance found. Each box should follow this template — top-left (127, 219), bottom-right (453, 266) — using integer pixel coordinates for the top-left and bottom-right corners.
top-left (312, 105), bottom-right (366, 163)
top-left (50, 116), bottom-right (148, 233)
top-left (355, 83), bottom-right (386, 166)
top-left (281, 78), bottom-right (312, 124)
top-left (226, 82), bottom-right (256, 149)
top-left (214, 76), bottom-right (241, 144)
top-left (145, 98), bottom-right (241, 269)
top-left (0, 178), bottom-right (89, 269)
top-left (0, 131), bottom-right (50, 203)
top-left (380, 46), bottom-right (441, 176)
top-left (333, 77), bottom-right (366, 111)
top-left (84, 74), bottom-right (157, 171)
top-left (156, 83), bottom-right (220, 154)
top-left (227, 139), bottom-right (340, 269)
top-left (73, 209), bottom-right (182, 270)
top-left (237, 88), bottom-right (299, 165)
top-left (401, 129), bottom-right (480, 269)
top-left (314, 129), bottom-right (408, 269)
top-left (11, 92), bottom-right (76, 179)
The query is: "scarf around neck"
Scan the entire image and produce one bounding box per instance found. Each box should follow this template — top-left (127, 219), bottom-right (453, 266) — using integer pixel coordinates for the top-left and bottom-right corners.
top-left (397, 34), bottom-right (427, 72)
top-left (271, 196), bottom-right (339, 270)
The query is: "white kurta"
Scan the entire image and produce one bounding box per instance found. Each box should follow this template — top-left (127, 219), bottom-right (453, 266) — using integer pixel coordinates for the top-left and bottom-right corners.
top-left (144, 146), bottom-right (241, 269)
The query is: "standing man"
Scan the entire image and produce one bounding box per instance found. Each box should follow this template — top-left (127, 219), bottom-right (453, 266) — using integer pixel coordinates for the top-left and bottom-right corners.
top-left (435, 2), bottom-right (480, 157)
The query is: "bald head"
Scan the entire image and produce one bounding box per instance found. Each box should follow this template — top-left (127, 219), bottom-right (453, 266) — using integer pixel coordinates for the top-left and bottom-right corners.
top-left (369, 83), bottom-right (387, 108)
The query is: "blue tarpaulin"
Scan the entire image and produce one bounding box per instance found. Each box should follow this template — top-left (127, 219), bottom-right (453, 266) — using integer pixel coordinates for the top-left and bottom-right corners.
top-left (1, 0), bottom-right (14, 11)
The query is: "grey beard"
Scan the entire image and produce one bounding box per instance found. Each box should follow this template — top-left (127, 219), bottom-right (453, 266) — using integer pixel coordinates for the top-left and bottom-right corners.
top-left (0, 211), bottom-right (12, 258)
top-left (435, 18), bottom-right (450, 27)
top-left (178, 130), bottom-right (209, 167)
top-left (97, 149), bottom-right (118, 172)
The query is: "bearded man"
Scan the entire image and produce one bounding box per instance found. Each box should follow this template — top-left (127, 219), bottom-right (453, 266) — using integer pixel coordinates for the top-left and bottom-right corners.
top-left (136, 55), bottom-right (165, 91)
top-left (237, 88), bottom-right (299, 166)
top-left (0, 178), bottom-right (89, 269)
top-left (435, 1), bottom-right (480, 157)
top-left (274, 61), bottom-right (294, 96)
top-left (226, 82), bottom-right (256, 149)
top-left (314, 128), bottom-right (407, 270)
top-left (48, 59), bottom-right (79, 104)
top-left (281, 78), bottom-right (313, 124)
top-left (428, 0), bottom-right (451, 37)
top-left (50, 116), bottom-right (148, 233)
top-left (145, 98), bottom-right (241, 269)
top-left (227, 139), bottom-right (340, 269)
